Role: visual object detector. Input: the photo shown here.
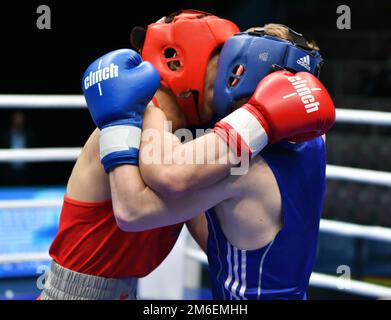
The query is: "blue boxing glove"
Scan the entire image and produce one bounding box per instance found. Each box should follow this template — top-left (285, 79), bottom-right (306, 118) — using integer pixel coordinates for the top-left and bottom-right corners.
top-left (82, 49), bottom-right (160, 172)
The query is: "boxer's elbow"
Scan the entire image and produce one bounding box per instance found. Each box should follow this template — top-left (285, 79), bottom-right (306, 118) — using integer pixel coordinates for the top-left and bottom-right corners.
top-left (112, 198), bottom-right (148, 232)
top-left (154, 167), bottom-right (190, 198)
top-left (114, 211), bottom-right (148, 233)
top-left (113, 205), bottom-right (139, 232)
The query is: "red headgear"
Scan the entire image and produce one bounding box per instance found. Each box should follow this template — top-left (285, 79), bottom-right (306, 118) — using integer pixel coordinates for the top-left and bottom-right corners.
top-left (140, 10), bottom-right (239, 125)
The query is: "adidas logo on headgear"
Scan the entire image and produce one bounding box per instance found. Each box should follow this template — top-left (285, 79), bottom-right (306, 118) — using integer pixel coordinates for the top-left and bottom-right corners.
top-left (297, 55), bottom-right (311, 71)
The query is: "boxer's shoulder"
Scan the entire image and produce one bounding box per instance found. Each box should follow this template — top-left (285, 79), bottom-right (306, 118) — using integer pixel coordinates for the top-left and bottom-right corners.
top-left (66, 129), bottom-right (111, 201)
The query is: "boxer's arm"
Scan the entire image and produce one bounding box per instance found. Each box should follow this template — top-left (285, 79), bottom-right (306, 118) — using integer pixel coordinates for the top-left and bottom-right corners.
top-left (140, 71), bottom-right (335, 198)
top-left (186, 214), bottom-right (208, 253)
top-left (109, 164), bottom-right (235, 232)
top-left (139, 105), bottom-right (238, 198)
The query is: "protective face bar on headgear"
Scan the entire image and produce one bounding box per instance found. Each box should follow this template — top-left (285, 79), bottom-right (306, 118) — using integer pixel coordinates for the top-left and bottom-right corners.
top-left (213, 27), bottom-right (324, 120)
top-left (134, 9), bottom-right (239, 126)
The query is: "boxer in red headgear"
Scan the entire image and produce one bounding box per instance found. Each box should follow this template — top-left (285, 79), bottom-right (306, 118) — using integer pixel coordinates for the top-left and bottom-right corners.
top-left (39, 10), bottom-right (239, 300)
top-left (138, 10), bottom-right (239, 126)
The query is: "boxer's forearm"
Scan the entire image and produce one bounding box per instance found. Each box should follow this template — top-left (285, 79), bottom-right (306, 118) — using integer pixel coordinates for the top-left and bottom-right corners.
top-left (141, 132), bottom-right (234, 197)
top-left (140, 106), bottom-right (237, 197)
top-left (109, 165), bottom-right (149, 231)
top-left (109, 165), bottom-right (232, 232)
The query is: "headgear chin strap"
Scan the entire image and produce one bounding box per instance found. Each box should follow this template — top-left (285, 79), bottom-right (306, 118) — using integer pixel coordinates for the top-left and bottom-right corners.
top-left (213, 28), bottom-right (324, 120)
top-left (138, 10), bottom-right (239, 126)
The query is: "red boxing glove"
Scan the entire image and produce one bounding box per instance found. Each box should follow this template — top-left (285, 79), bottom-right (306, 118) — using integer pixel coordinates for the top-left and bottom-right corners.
top-left (213, 70), bottom-right (336, 158)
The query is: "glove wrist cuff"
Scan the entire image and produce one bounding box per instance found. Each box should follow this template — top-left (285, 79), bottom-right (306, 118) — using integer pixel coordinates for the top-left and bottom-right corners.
top-left (99, 125), bottom-right (141, 171)
top-left (217, 107), bottom-right (269, 158)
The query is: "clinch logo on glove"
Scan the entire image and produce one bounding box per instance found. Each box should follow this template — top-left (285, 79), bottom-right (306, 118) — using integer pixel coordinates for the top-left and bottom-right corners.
top-left (84, 60), bottom-right (119, 95)
top-left (284, 76), bottom-right (321, 114)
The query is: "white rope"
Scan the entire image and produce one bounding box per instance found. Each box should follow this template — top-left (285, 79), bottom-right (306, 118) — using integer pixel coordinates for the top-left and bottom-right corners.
top-left (320, 219), bottom-right (391, 243)
top-left (0, 95), bottom-right (86, 109)
top-left (0, 94), bottom-right (391, 126)
top-left (3, 196), bottom-right (390, 241)
top-left (336, 108), bottom-right (391, 126)
top-left (185, 248), bottom-right (391, 299)
top-left (1, 147), bottom-right (390, 187)
top-left (0, 148), bottom-right (81, 162)
top-left (1, 197), bottom-right (391, 242)
top-left (0, 252), bottom-right (51, 264)
top-left (309, 273), bottom-right (391, 299)
top-left (326, 164), bottom-right (391, 187)
top-left (0, 198), bottom-right (63, 209)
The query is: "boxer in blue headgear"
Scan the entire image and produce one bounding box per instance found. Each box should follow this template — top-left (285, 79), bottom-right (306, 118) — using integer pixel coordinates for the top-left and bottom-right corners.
top-left (213, 25), bottom-right (324, 119)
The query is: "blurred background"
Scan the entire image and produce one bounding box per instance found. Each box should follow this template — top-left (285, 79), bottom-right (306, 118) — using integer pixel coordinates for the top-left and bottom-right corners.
top-left (0, 0), bottom-right (390, 299)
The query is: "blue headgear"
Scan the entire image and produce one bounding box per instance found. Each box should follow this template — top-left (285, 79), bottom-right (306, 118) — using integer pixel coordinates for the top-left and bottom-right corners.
top-left (213, 27), bottom-right (324, 119)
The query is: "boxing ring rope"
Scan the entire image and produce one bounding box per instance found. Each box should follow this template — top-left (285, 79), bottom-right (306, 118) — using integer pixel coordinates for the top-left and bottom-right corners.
top-left (1, 197), bottom-right (391, 241)
top-left (1, 95), bottom-right (391, 299)
top-left (1, 148), bottom-right (391, 187)
top-left (0, 95), bottom-right (85, 109)
top-left (335, 108), bottom-right (391, 126)
top-left (319, 219), bottom-right (391, 243)
top-left (1, 94), bottom-right (391, 125)
top-left (0, 199), bottom-right (63, 209)
top-left (0, 148), bottom-right (82, 162)
top-left (326, 165), bottom-right (391, 187)
top-left (0, 252), bottom-right (51, 265)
